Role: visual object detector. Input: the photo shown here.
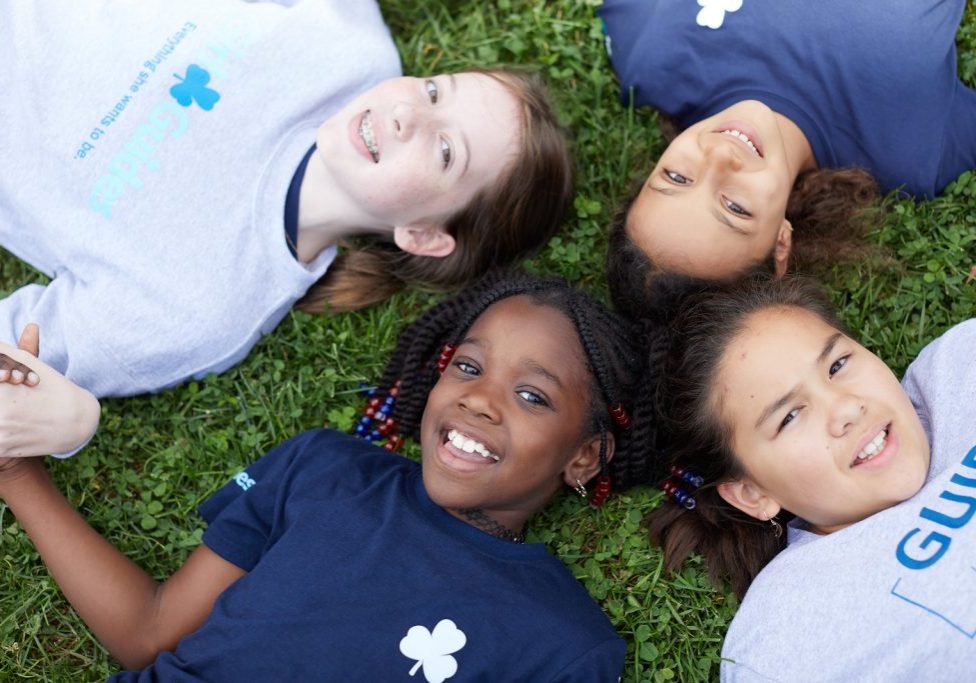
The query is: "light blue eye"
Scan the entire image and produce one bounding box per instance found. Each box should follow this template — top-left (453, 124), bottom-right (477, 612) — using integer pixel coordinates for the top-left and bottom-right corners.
top-left (425, 79), bottom-right (439, 104)
top-left (665, 169), bottom-right (690, 184)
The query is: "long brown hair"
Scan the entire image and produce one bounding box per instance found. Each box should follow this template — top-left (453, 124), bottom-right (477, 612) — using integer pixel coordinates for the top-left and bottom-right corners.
top-left (606, 163), bottom-right (881, 318)
top-left (644, 274), bottom-right (850, 598)
top-left (297, 69), bottom-right (574, 313)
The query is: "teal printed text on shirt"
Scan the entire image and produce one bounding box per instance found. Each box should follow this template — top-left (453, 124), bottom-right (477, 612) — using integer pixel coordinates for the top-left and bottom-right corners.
top-left (87, 20), bottom-right (257, 218)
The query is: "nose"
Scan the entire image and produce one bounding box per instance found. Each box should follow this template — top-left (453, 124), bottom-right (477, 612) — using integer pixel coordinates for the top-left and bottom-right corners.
top-left (701, 140), bottom-right (745, 175)
top-left (827, 390), bottom-right (865, 438)
top-left (458, 381), bottom-right (502, 424)
top-left (392, 101), bottom-right (419, 140)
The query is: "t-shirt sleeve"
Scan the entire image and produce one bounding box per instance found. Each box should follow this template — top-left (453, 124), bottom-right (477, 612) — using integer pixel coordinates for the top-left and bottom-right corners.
top-left (0, 281), bottom-right (134, 398)
top-left (901, 319), bottom-right (976, 436)
top-left (199, 430), bottom-right (324, 571)
top-left (546, 637), bottom-right (625, 683)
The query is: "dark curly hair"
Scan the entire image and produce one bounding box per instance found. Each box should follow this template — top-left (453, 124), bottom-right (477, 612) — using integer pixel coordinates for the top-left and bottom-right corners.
top-left (606, 166), bottom-right (881, 319)
top-left (363, 270), bottom-right (660, 494)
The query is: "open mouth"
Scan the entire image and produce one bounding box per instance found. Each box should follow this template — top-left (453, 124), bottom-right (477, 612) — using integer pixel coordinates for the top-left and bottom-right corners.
top-left (445, 428), bottom-right (499, 462)
top-left (359, 110), bottom-right (379, 163)
top-left (852, 425), bottom-right (890, 466)
top-left (719, 128), bottom-right (762, 157)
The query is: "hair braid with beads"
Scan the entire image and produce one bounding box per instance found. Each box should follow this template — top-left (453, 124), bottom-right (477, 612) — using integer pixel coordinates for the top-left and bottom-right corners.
top-left (357, 270), bottom-right (660, 496)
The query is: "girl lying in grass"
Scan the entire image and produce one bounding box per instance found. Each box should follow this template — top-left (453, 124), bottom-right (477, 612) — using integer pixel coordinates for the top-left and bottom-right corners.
top-left (599, 0), bottom-right (975, 314)
top-left (0, 0), bottom-right (572, 399)
top-left (0, 272), bottom-right (656, 681)
top-left (646, 274), bottom-right (976, 679)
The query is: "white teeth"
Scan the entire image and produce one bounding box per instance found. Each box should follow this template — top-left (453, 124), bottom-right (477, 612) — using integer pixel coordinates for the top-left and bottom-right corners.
top-left (721, 129), bottom-right (759, 155)
top-left (856, 429), bottom-right (888, 462)
top-left (359, 111), bottom-right (379, 162)
top-left (447, 429), bottom-right (499, 461)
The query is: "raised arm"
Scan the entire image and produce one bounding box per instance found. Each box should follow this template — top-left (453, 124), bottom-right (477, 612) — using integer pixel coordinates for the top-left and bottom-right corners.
top-left (0, 330), bottom-right (244, 669)
top-left (0, 459), bottom-right (245, 669)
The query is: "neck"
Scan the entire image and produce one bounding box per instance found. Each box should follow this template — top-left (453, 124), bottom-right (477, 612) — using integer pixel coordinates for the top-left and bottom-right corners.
top-left (294, 149), bottom-right (391, 264)
top-left (771, 110), bottom-right (817, 179)
top-left (453, 508), bottom-right (526, 543)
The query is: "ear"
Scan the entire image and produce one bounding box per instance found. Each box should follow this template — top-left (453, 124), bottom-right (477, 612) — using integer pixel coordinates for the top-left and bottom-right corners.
top-left (562, 432), bottom-right (615, 488)
top-left (772, 219), bottom-right (793, 278)
top-left (717, 477), bottom-right (781, 521)
top-left (392, 223), bottom-right (456, 258)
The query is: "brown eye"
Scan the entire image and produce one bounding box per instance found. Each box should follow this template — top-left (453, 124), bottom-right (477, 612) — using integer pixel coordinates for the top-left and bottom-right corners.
top-left (440, 138), bottom-right (452, 169)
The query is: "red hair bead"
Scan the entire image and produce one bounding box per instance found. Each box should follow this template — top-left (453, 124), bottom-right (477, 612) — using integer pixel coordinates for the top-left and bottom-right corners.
top-left (436, 343), bottom-right (457, 374)
top-left (589, 474), bottom-right (612, 508)
top-left (608, 403), bottom-right (631, 429)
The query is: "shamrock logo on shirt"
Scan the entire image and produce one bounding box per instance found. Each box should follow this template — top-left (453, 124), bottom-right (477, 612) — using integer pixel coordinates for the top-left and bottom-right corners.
top-left (170, 64), bottom-right (221, 111)
top-left (399, 619), bottom-right (467, 683)
top-left (696, 0), bottom-right (743, 30)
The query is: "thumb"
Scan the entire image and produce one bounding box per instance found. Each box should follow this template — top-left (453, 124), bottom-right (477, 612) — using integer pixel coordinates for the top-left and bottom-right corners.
top-left (17, 323), bottom-right (40, 358)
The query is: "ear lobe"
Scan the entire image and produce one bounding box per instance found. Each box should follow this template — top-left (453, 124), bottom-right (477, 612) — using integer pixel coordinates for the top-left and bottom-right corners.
top-left (772, 219), bottom-right (793, 278)
top-left (562, 432), bottom-right (614, 488)
top-left (717, 478), bottom-right (781, 520)
top-left (392, 224), bottom-right (456, 258)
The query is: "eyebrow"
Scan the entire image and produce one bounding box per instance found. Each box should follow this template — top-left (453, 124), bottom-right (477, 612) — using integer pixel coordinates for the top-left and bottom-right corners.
top-left (648, 186), bottom-right (747, 235)
top-left (459, 337), bottom-right (563, 388)
top-left (523, 360), bottom-right (562, 388)
top-left (754, 332), bottom-right (843, 429)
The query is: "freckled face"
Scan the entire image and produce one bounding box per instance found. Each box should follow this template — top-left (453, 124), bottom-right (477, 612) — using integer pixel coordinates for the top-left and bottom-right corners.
top-left (717, 307), bottom-right (930, 533)
top-left (627, 100), bottom-right (796, 279)
top-left (315, 72), bottom-right (522, 229)
top-left (419, 296), bottom-right (594, 532)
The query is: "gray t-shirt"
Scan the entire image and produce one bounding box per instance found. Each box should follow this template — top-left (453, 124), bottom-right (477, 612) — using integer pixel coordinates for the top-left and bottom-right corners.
top-left (722, 319), bottom-right (976, 682)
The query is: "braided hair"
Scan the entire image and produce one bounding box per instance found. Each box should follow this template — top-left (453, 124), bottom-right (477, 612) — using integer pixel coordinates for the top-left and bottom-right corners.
top-left (356, 270), bottom-right (657, 497)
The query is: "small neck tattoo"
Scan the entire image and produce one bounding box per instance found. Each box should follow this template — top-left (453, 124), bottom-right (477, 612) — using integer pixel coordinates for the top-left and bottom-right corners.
top-left (456, 508), bottom-right (525, 544)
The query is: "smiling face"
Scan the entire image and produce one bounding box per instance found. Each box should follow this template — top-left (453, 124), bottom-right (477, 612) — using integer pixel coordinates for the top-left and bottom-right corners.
top-left (315, 72), bottom-right (521, 236)
top-left (419, 296), bottom-right (603, 533)
top-left (627, 100), bottom-right (807, 279)
top-left (715, 306), bottom-right (930, 534)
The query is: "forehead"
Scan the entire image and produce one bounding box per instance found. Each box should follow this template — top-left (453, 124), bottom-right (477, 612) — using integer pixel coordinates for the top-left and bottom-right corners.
top-left (452, 73), bottom-right (521, 158)
top-left (627, 179), bottom-right (766, 280)
top-left (465, 296), bottom-right (588, 381)
top-left (716, 307), bottom-right (842, 416)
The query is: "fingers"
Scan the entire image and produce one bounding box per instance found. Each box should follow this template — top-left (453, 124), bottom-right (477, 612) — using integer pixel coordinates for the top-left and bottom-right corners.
top-left (0, 353), bottom-right (39, 386)
top-left (17, 323), bottom-right (40, 357)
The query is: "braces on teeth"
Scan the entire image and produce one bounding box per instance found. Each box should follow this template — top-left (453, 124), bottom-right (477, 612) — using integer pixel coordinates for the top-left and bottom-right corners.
top-left (359, 111), bottom-right (379, 163)
top-left (447, 429), bottom-right (499, 461)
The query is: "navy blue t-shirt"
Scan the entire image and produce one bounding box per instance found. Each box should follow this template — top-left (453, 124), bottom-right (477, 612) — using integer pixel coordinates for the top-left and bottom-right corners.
top-left (600, 0), bottom-right (976, 198)
top-left (110, 430), bottom-right (625, 682)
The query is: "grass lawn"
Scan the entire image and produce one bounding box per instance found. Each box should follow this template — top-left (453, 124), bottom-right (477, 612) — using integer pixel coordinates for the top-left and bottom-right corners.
top-left (2, 1), bottom-right (975, 680)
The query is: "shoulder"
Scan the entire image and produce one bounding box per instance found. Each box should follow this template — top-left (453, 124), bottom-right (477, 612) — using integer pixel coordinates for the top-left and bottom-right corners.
top-left (902, 319), bottom-right (976, 400)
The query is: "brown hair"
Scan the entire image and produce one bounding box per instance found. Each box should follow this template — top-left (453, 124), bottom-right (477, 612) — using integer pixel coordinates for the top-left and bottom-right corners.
top-left (644, 274), bottom-right (850, 598)
top-left (297, 69), bottom-right (575, 313)
top-left (605, 164), bottom-right (881, 318)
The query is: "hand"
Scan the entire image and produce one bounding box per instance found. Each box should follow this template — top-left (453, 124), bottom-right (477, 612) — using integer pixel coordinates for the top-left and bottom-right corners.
top-left (0, 324), bottom-right (40, 386)
top-left (0, 324), bottom-right (100, 459)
